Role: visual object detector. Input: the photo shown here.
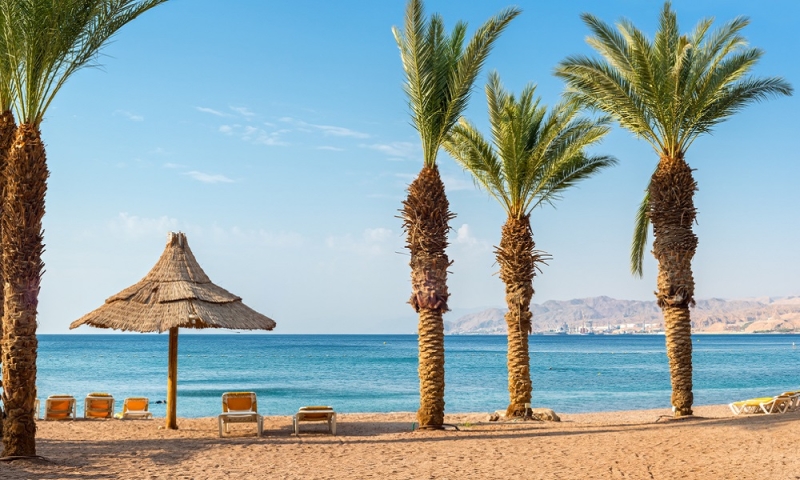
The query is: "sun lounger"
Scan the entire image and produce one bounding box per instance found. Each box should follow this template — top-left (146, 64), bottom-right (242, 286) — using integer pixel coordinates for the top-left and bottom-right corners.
top-left (293, 406), bottom-right (336, 435)
top-left (218, 392), bottom-right (263, 437)
top-left (761, 395), bottom-right (794, 414)
top-left (117, 397), bottom-right (153, 419)
top-left (84, 393), bottom-right (115, 419)
top-left (34, 398), bottom-right (40, 420)
top-left (779, 391), bottom-right (800, 412)
top-left (729, 395), bottom-right (793, 415)
top-left (44, 395), bottom-right (77, 420)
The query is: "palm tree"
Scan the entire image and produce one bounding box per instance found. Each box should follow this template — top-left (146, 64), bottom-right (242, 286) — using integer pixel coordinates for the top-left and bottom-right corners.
top-left (444, 72), bottom-right (615, 417)
top-left (392, 0), bottom-right (519, 428)
top-left (0, 0), bottom-right (167, 457)
top-left (0, 15), bottom-right (16, 441)
top-left (555, 1), bottom-right (792, 416)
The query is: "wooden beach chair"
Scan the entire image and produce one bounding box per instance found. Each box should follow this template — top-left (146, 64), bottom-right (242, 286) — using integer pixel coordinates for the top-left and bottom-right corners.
top-left (44, 395), bottom-right (77, 420)
top-left (117, 397), bottom-right (153, 419)
top-left (218, 392), bottom-right (263, 437)
top-left (84, 392), bottom-right (115, 419)
top-left (293, 406), bottom-right (336, 435)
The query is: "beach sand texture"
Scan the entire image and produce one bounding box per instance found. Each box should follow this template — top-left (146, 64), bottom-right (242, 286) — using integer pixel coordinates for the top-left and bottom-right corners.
top-left (2, 405), bottom-right (797, 479)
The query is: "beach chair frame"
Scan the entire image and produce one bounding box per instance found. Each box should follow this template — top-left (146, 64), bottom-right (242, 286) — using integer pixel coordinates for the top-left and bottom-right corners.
top-left (218, 392), bottom-right (263, 437)
top-left (729, 394), bottom-right (795, 415)
top-left (293, 406), bottom-right (337, 435)
top-left (759, 395), bottom-right (793, 414)
top-left (119, 397), bottom-right (153, 419)
top-left (44, 395), bottom-right (77, 421)
top-left (84, 393), bottom-right (115, 419)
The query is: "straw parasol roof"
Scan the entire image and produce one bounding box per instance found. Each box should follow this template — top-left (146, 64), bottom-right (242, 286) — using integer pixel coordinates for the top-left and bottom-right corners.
top-left (70, 231), bottom-right (276, 333)
top-left (70, 231), bottom-right (276, 429)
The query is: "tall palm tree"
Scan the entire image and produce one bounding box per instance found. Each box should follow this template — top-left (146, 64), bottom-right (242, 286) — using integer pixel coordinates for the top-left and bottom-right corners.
top-left (555, 2), bottom-right (792, 416)
top-left (0, 15), bottom-right (16, 441)
top-left (392, 0), bottom-right (519, 428)
top-left (0, 0), bottom-right (167, 457)
top-left (444, 72), bottom-right (615, 417)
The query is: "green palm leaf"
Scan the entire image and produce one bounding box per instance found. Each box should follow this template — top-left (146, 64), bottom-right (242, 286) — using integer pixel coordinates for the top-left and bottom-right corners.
top-left (0, 0), bottom-right (167, 125)
top-left (393, 0), bottom-right (519, 167)
top-left (444, 71), bottom-right (616, 219)
top-left (555, 0), bottom-right (793, 274)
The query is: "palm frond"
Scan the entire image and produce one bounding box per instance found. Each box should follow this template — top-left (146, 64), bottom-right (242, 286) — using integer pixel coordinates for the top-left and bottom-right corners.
top-left (630, 189), bottom-right (651, 277)
top-left (444, 119), bottom-right (509, 213)
top-left (557, 1), bottom-right (792, 277)
top-left (444, 73), bottom-right (616, 220)
top-left (556, 56), bottom-right (662, 152)
top-left (0, 0), bottom-right (167, 125)
top-left (393, 0), bottom-right (519, 167)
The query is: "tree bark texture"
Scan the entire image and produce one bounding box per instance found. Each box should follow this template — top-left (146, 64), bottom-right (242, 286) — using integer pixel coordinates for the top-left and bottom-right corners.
top-left (0, 109), bottom-right (17, 442)
top-left (496, 216), bottom-right (537, 417)
top-left (401, 165), bottom-right (453, 428)
top-left (649, 153), bottom-right (697, 417)
top-left (1, 124), bottom-right (47, 456)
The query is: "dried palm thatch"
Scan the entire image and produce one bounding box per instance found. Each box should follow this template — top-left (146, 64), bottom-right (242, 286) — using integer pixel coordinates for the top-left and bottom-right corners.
top-left (69, 232), bottom-right (276, 333)
top-left (70, 232), bottom-right (275, 430)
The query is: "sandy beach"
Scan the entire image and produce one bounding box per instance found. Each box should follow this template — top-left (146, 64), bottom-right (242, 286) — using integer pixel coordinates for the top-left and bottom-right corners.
top-left (1, 404), bottom-right (798, 479)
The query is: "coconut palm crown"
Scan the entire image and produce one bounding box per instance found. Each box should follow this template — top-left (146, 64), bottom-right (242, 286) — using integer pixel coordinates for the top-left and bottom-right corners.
top-left (392, 0), bottom-right (519, 428)
top-left (555, 1), bottom-right (792, 416)
top-left (0, 0), bottom-right (167, 457)
top-left (445, 72), bottom-right (615, 416)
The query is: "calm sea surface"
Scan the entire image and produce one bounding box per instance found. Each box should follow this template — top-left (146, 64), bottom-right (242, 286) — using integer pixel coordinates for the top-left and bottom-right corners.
top-left (31, 333), bottom-right (800, 418)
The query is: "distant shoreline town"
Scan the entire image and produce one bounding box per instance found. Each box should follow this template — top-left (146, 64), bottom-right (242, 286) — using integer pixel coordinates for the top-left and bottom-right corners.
top-left (445, 295), bottom-right (800, 335)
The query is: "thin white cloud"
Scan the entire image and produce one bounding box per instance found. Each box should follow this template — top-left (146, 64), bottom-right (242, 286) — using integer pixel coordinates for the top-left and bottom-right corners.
top-left (230, 106), bottom-right (256, 117)
top-left (317, 146), bottom-right (344, 151)
top-left (108, 213), bottom-right (181, 239)
top-left (162, 162), bottom-right (186, 169)
top-left (454, 224), bottom-right (491, 252)
top-left (184, 171), bottom-right (235, 184)
top-left (114, 110), bottom-right (144, 122)
top-left (280, 117), bottom-right (369, 139)
top-left (209, 225), bottom-right (306, 249)
top-left (362, 141), bottom-right (418, 161)
top-left (326, 227), bottom-right (398, 256)
top-left (195, 106), bottom-right (231, 117)
top-left (219, 124), bottom-right (288, 146)
top-left (442, 175), bottom-right (474, 192)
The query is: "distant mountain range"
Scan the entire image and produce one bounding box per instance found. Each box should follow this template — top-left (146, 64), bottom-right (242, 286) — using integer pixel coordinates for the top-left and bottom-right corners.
top-left (444, 295), bottom-right (800, 335)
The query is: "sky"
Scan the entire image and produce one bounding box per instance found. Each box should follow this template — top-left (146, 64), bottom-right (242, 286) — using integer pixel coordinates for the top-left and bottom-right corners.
top-left (37, 0), bottom-right (799, 334)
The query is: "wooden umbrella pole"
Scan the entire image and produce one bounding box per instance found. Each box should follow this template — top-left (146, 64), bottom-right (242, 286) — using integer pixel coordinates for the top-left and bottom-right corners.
top-left (166, 327), bottom-right (179, 429)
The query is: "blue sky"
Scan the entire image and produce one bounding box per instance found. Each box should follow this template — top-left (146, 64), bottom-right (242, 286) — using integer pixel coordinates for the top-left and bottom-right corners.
top-left (42, 0), bottom-right (798, 334)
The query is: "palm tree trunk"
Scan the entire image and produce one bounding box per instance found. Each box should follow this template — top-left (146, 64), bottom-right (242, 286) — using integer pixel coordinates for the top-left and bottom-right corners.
top-left (497, 215), bottom-right (535, 417)
top-left (1, 124), bottom-right (47, 456)
top-left (402, 165), bottom-right (453, 429)
top-left (649, 153), bottom-right (697, 417)
top-left (0, 109), bottom-right (16, 442)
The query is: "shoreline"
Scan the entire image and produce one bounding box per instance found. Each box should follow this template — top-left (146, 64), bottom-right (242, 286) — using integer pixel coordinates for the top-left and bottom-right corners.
top-left (3, 404), bottom-right (798, 479)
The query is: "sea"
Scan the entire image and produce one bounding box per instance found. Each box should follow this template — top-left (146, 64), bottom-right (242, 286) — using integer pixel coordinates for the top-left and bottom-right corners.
top-left (29, 333), bottom-right (800, 418)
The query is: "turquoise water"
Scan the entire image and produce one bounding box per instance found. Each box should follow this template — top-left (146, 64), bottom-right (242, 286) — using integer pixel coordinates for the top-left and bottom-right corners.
top-left (29, 334), bottom-right (800, 418)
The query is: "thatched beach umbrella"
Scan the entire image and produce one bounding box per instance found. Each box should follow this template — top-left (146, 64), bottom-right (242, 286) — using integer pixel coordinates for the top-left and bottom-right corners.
top-left (70, 232), bottom-right (276, 429)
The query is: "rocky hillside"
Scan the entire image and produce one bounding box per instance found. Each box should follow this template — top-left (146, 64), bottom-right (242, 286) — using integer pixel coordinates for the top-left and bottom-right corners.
top-left (444, 295), bottom-right (800, 334)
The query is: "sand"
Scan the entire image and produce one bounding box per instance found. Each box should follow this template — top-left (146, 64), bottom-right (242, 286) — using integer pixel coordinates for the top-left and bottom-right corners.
top-left (1, 405), bottom-right (798, 479)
